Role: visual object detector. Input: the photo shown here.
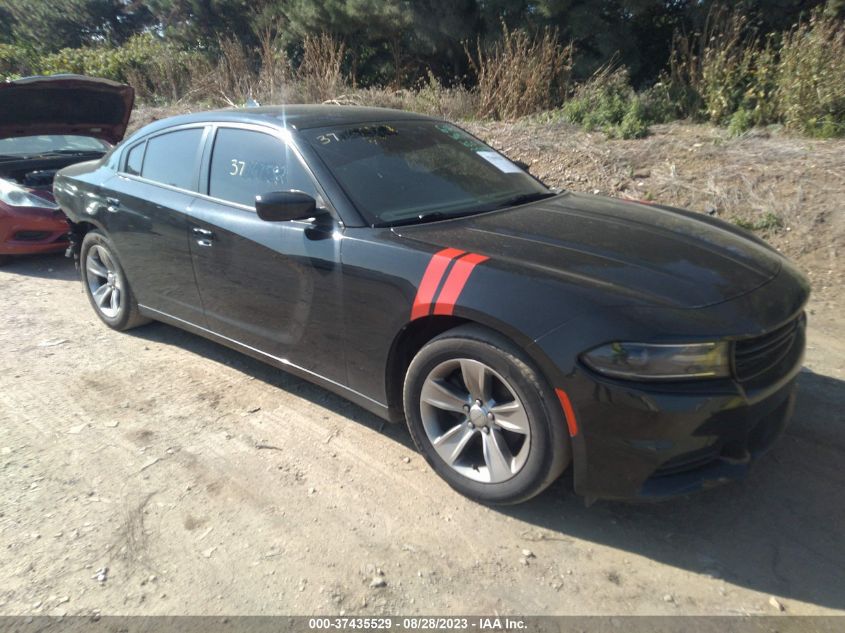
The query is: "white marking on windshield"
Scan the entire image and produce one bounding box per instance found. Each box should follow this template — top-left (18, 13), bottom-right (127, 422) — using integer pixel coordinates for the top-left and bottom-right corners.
top-left (476, 151), bottom-right (522, 173)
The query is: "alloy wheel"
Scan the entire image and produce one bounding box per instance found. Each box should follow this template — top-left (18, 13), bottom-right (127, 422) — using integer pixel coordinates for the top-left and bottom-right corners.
top-left (85, 244), bottom-right (123, 319)
top-left (419, 358), bottom-right (531, 483)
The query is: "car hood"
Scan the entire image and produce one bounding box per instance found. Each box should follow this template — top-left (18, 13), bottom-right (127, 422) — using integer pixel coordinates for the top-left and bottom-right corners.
top-left (0, 75), bottom-right (134, 144)
top-left (393, 192), bottom-right (783, 309)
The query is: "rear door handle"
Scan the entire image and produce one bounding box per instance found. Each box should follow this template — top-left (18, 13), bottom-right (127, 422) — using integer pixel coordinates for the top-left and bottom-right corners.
top-left (105, 197), bottom-right (121, 212)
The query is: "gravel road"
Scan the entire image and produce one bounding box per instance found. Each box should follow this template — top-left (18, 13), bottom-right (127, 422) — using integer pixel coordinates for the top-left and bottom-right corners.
top-left (1, 253), bottom-right (843, 616)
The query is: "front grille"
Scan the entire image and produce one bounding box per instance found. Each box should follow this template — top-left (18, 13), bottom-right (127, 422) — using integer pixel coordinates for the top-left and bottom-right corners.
top-left (733, 314), bottom-right (804, 382)
top-left (13, 230), bottom-right (50, 241)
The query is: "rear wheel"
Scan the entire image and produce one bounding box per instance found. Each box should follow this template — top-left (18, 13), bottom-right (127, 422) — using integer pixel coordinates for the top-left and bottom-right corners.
top-left (403, 324), bottom-right (570, 505)
top-left (80, 231), bottom-right (149, 331)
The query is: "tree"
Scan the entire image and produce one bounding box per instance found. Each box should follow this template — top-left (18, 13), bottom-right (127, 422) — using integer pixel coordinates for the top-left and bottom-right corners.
top-left (143, 0), bottom-right (267, 48)
top-left (0, 0), bottom-right (153, 53)
top-left (262, 0), bottom-right (413, 85)
top-left (0, 5), bottom-right (14, 44)
top-left (406, 0), bottom-right (482, 80)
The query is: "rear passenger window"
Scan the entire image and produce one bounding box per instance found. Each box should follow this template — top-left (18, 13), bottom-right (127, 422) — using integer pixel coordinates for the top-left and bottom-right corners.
top-left (209, 128), bottom-right (318, 208)
top-left (124, 142), bottom-right (145, 176)
top-left (141, 128), bottom-right (204, 190)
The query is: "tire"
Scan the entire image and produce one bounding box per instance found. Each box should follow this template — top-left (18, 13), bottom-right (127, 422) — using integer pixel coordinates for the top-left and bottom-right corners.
top-left (403, 324), bottom-right (571, 505)
top-left (80, 230), bottom-right (150, 331)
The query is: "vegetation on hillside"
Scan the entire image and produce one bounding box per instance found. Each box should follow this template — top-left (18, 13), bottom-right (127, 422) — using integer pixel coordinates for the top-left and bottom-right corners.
top-left (1, 0), bottom-right (844, 138)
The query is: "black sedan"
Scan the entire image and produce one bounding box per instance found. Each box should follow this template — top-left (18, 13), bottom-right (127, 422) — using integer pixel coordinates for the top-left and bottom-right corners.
top-left (53, 106), bottom-right (809, 504)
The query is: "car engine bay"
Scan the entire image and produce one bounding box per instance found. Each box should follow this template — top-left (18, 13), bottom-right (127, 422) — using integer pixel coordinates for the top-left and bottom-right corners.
top-left (0, 153), bottom-right (105, 190)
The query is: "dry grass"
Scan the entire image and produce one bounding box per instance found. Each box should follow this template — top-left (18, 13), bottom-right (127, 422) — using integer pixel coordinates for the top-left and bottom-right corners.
top-left (254, 25), bottom-right (293, 104)
top-left (158, 33), bottom-right (348, 108)
top-left (669, 6), bottom-right (845, 136)
top-left (467, 24), bottom-right (573, 120)
top-left (669, 6), bottom-right (762, 124)
top-left (777, 12), bottom-right (845, 136)
top-left (296, 34), bottom-right (349, 103)
top-left (325, 74), bottom-right (478, 120)
top-left (214, 37), bottom-right (259, 106)
top-left (125, 55), bottom-right (213, 105)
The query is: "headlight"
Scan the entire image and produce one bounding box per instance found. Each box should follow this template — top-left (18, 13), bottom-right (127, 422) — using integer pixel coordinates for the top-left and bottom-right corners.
top-left (0, 178), bottom-right (59, 210)
top-left (581, 341), bottom-right (730, 380)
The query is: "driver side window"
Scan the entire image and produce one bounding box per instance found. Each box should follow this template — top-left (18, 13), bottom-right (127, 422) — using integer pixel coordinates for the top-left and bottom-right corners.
top-left (208, 128), bottom-right (318, 208)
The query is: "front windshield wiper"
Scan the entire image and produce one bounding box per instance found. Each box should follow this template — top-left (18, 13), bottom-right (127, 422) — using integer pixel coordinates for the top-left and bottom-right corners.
top-left (379, 211), bottom-right (466, 228)
top-left (377, 191), bottom-right (560, 228)
top-left (380, 209), bottom-right (492, 228)
top-left (493, 191), bottom-right (558, 210)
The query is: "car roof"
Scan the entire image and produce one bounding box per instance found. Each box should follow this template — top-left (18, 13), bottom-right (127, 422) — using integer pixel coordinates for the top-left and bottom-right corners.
top-left (132, 105), bottom-right (438, 138)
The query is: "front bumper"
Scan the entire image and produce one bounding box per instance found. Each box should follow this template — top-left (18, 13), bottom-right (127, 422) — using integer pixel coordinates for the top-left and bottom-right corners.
top-left (565, 316), bottom-right (805, 501)
top-left (0, 205), bottom-right (69, 255)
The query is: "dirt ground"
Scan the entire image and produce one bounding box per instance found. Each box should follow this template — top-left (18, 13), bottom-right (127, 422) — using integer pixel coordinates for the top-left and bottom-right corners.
top-left (1, 121), bottom-right (844, 617)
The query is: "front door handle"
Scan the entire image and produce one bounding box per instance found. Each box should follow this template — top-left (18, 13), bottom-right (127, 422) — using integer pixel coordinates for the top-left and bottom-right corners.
top-left (191, 226), bottom-right (215, 246)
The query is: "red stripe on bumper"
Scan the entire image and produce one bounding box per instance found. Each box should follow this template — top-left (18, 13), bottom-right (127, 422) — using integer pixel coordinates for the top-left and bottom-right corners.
top-left (410, 248), bottom-right (465, 320)
top-left (555, 388), bottom-right (579, 437)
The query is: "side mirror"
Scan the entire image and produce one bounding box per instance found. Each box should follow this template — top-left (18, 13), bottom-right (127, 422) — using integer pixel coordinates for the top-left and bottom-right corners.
top-left (255, 190), bottom-right (317, 222)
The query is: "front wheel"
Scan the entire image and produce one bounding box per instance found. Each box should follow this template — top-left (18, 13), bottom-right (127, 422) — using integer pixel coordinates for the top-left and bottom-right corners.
top-left (403, 325), bottom-right (571, 505)
top-left (80, 230), bottom-right (149, 331)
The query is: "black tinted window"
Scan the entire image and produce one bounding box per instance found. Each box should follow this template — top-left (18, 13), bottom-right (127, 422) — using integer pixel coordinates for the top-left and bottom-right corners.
top-left (124, 142), bottom-right (144, 176)
top-left (141, 128), bottom-right (203, 190)
top-left (209, 128), bottom-right (317, 208)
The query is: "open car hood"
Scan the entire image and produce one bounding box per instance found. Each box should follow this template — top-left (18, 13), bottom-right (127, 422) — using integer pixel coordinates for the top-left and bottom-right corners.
top-left (0, 75), bottom-right (134, 145)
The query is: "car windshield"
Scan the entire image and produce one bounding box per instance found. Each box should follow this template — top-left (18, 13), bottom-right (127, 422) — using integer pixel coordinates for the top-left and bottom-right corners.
top-left (0, 135), bottom-right (110, 158)
top-left (304, 121), bottom-right (551, 226)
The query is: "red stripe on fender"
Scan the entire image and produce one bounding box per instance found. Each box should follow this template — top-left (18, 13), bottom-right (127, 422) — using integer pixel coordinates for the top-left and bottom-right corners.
top-left (555, 388), bottom-right (579, 437)
top-left (411, 248), bottom-right (465, 320)
top-left (432, 253), bottom-right (490, 316)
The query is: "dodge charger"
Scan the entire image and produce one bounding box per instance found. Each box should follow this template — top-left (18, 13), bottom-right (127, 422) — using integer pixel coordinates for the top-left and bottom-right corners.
top-left (53, 106), bottom-right (809, 504)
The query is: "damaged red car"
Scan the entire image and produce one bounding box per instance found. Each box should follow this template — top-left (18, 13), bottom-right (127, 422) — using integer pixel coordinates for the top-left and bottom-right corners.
top-left (0, 75), bottom-right (133, 264)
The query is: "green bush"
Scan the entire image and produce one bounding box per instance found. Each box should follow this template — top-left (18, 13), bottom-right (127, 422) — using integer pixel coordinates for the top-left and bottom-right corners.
top-left (732, 212), bottom-right (784, 232)
top-left (616, 99), bottom-right (651, 139)
top-left (740, 37), bottom-right (780, 128)
top-left (561, 67), bottom-right (652, 139)
top-left (39, 45), bottom-right (123, 80)
top-left (638, 80), bottom-right (681, 124)
top-left (36, 34), bottom-right (210, 103)
top-left (727, 107), bottom-right (755, 136)
top-left (0, 42), bottom-right (36, 78)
